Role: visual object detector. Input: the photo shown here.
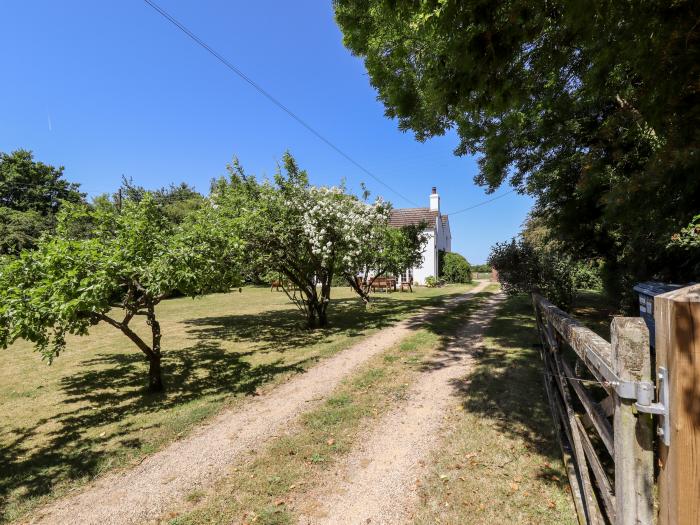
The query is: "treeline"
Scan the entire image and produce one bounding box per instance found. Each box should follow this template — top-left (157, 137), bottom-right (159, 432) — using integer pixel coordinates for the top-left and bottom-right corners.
top-left (335, 0), bottom-right (700, 311)
top-left (0, 151), bottom-right (427, 391)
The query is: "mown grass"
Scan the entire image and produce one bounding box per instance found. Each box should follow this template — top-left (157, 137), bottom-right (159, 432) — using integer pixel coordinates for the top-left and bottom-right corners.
top-left (0, 283), bottom-right (473, 524)
top-left (413, 293), bottom-right (578, 525)
top-left (163, 291), bottom-right (494, 525)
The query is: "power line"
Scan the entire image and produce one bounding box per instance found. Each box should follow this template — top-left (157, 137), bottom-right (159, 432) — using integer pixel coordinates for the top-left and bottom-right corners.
top-left (142, 0), bottom-right (421, 207)
top-left (444, 188), bottom-right (518, 216)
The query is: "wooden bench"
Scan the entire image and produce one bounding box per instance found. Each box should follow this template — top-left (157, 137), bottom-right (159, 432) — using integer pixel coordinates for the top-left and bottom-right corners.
top-left (370, 276), bottom-right (396, 293)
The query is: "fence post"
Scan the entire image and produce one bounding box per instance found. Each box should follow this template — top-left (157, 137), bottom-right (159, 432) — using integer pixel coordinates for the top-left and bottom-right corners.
top-left (655, 284), bottom-right (700, 525)
top-left (611, 318), bottom-right (654, 525)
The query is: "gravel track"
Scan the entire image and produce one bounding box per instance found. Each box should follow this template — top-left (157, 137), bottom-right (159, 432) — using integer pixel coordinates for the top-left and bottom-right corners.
top-left (27, 282), bottom-right (490, 525)
top-left (298, 290), bottom-right (504, 525)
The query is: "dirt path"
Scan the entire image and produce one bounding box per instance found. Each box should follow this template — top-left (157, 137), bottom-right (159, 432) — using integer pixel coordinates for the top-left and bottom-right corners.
top-left (298, 290), bottom-right (504, 525)
top-left (28, 282), bottom-right (490, 525)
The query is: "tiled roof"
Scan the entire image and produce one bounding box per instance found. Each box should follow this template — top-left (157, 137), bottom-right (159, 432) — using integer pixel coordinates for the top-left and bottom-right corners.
top-left (389, 208), bottom-right (439, 229)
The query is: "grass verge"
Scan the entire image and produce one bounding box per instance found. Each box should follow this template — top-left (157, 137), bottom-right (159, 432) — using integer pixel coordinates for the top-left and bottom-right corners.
top-left (0, 283), bottom-right (474, 524)
top-left (163, 291), bottom-right (493, 525)
top-left (412, 293), bottom-right (577, 525)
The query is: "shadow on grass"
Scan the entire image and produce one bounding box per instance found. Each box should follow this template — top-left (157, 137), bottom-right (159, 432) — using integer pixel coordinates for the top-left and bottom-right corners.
top-left (182, 289), bottom-right (470, 353)
top-left (443, 293), bottom-right (564, 461)
top-left (0, 287), bottom-right (468, 520)
top-left (0, 343), bottom-right (306, 520)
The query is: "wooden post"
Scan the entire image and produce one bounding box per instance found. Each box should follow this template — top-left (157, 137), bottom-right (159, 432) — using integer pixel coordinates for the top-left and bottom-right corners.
top-left (655, 284), bottom-right (700, 525)
top-left (611, 317), bottom-right (654, 525)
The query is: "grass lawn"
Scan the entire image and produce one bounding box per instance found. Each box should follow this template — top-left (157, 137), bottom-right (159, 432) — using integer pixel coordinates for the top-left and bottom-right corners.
top-left (0, 283), bottom-right (473, 523)
top-left (572, 289), bottom-right (619, 340)
top-left (413, 293), bottom-right (578, 525)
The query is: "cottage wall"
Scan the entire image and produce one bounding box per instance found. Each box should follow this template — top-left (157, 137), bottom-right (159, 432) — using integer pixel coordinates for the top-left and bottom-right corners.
top-left (413, 231), bottom-right (436, 285)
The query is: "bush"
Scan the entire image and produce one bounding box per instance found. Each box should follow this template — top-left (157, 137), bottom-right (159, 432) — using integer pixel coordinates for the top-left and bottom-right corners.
top-left (424, 275), bottom-right (438, 287)
top-left (488, 239), bottom-right (578, 309)
top-left (442, 252), bottom-right (472, 283)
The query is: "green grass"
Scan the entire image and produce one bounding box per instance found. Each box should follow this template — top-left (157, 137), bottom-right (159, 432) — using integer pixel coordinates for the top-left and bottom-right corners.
top-left (0, 283), bottom-right (473, 523)
top-left (413, 293), bottom-right (577, 525)
top-left (572, 289), bottom-right (619, 340)
top-left (162, 291), bottom-right (493, 525)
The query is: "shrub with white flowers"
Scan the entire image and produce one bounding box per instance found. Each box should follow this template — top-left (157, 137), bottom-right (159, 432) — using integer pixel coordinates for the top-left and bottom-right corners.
top-left (213, 152), bottom-right (423, 327)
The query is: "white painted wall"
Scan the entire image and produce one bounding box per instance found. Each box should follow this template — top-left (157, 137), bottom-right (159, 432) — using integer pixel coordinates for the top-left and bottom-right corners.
top-left (413, 230), bottom-right (436, 285)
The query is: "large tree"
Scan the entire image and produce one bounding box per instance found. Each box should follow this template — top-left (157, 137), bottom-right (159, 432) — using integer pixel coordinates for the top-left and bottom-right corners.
top-left (213, 153), bottom-right (392, 327)
top-left (0, 149), bottom-right (85, 254)
top-left (0, 195), bottom-right (242, 391)
top-left (335, 0), bottom-right (700, 305)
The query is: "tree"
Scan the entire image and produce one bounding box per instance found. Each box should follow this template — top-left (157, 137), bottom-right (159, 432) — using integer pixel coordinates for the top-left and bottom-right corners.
top-left (472, 263), bottom-right (491, 274)
top-left (0, 149), bottom-right (85, 254)
top-left (335, 1), bottom-right (700, 307)
top-left (488, 238), bottom-right (577, 309)
top-left (345, 222), bottom-right (427, 303)
top-left (0, 195), bottom-right (242, 391)
top-left (441, 252), bottom-right (472, 284)
top-left (115, 176), bottom-right (205, 224)
top-left (213, 153), bottom-right (391, 327)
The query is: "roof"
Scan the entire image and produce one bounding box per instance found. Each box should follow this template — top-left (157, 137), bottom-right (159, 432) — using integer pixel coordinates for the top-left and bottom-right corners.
top-left (389, 208), bottom-right (439, 229)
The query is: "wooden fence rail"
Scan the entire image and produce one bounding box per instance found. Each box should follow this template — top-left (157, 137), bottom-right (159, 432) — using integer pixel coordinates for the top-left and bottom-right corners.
top-left (532, 294), bottom-right (654, 525)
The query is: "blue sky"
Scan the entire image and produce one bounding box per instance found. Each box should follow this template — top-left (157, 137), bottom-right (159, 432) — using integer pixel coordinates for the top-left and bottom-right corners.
top-left (0, 0), bottom-right (532, 263)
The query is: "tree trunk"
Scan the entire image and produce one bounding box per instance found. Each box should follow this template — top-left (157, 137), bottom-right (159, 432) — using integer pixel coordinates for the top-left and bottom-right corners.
top-left (146, 305), bottom-right (164, 392)
top-left (317, 302), bottom-right (328, 327)
top-left (306, 309), bottom-right (316, 328)
top-left (148, 355), bottom-right (163, 392)
top-left (345, 273), bottom-right (370, 304)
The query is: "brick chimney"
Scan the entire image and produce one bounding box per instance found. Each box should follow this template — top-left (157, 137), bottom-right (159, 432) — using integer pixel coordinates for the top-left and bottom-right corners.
top-left (429, 186), bottom-right (440, 212)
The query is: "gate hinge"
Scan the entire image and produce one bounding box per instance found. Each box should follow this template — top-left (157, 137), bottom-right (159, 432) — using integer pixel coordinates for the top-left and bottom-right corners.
top-left (633, 367), bottom-right (670, 446)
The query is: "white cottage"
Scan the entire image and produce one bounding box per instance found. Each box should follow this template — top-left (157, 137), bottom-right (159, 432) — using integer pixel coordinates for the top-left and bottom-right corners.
top-left (389, 187), bottom-right (451, 286)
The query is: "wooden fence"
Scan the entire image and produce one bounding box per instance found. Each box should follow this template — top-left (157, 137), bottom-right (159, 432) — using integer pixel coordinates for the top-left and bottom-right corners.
top-left (533, 285), bottom-right (700, 525)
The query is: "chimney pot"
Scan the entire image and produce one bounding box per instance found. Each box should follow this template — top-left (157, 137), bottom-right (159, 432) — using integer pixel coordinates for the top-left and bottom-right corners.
top-left (431, 186), bottom-right (437, 194)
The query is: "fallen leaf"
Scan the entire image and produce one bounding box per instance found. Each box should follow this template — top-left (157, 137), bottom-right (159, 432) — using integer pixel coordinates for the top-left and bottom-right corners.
top-left (547, 500), bottom-right (556, 509)
top-left (510, 482), bottom-right (519, 492)
top-left (327, 438), bottom-right (336, 446)
top-left (275, 499), bottom-right (285, 506)
top-left (465, 452), bottom-right (478, 459)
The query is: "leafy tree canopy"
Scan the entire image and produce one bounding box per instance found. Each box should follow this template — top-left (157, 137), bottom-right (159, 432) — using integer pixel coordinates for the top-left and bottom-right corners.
top-left (346, 222), bottom-right (427, 301)
top-left (335, 0), bottom-right (700, 305)
top-left (0, 195), bottom-right (243, 391)
top-left (114, 176), bottom-right (205, 224)
top-left (0, 149), bottom-right (85, 254)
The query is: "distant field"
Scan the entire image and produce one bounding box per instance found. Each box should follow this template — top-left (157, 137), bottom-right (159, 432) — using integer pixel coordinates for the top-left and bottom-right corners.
top-left (0, 283), bottom-right (472, 523)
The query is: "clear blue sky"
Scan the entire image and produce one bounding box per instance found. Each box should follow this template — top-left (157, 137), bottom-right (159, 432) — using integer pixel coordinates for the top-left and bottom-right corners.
top-left (0, 0), bottom-right (532, 263)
